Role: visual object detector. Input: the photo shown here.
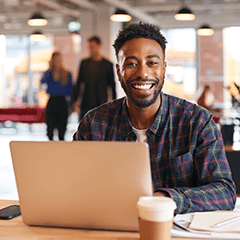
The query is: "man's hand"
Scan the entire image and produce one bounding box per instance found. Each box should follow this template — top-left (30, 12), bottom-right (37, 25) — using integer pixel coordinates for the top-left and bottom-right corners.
top-left (153, 191), bottom-right (170, 197)
top-left (73, 102), bottom-right (80, 113)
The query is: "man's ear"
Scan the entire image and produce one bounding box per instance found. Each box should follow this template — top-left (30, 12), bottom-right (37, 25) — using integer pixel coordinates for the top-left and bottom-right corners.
top-left (163, 61), bottom-right (167, 76)
top-left (116, 63), bottom-right (121, 82)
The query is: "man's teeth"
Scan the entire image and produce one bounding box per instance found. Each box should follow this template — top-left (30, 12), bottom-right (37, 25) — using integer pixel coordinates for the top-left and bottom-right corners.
top-left (134, 84), bottom-right (152, 89)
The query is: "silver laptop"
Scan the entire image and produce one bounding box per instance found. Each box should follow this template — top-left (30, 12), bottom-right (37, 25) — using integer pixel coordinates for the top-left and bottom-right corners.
top-left (10, 141), bottom-right (152, 231)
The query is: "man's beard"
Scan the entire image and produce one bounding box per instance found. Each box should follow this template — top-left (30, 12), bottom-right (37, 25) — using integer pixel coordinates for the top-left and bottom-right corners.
top-left (120, 76), bottom-right (164, 108)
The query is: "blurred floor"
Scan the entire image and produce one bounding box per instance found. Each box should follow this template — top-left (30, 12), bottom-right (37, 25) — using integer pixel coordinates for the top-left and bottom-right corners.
top-left (0, 112), bottom-right (239, 211)
top-left (0, 112), bottom-right (79, 200)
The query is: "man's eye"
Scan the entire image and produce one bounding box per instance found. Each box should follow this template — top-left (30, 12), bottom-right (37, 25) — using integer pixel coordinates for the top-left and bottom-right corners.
top-left (126, 62), bottom-right (137, 66)
top-left (148, 61), bottom-right (158, 66)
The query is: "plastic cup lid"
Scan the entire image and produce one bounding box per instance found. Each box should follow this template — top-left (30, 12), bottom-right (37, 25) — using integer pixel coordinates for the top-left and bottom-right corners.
top-left (137, 196), bottom-right (177, 212)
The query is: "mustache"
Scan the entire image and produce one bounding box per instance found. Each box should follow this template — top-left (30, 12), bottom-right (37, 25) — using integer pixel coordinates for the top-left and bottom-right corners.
top-left (128, 77), bottom-right (159, 84)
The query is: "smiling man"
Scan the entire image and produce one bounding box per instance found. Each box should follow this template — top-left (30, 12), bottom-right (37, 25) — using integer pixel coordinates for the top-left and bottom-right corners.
top-left (73, 22), bottom-right (236, 214)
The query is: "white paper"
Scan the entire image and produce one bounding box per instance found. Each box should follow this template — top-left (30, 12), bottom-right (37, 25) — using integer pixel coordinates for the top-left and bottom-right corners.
top-left (189, 211), bottom-right (240, 232)
top-left (171, 228), bottom-right (240, 239)
top-left (172, 198), bottom-right (240, 239)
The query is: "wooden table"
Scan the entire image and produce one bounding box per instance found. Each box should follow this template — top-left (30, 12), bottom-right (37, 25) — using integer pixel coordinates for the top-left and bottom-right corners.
top-left (0, 200), bottom-right (232, 240)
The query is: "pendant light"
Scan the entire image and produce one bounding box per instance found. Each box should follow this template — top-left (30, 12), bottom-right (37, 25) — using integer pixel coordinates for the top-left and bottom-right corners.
top-left (174, 6), bottom-right (195, 21)
top-left (110, 8), bottom-right (132, 22)
top-left (28, 12), bottom-right (48, 26)
top-left (197, 24), bottom-right (214, 36)
top-left (30, 31), bottom-right (46, 41)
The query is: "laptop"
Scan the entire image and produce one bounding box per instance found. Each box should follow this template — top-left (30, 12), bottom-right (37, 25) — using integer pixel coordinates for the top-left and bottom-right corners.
top-left (9, 141), bottom-right (153, 231)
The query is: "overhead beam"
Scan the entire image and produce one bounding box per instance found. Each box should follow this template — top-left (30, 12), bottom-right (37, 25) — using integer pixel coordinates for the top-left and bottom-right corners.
top-left (102, 0), bottom-right (161, 26)
top-left (135, 3), bottom-right (240, 12)
top-left (0, 25), bottom-right (70, 35)
top-left (145, 11), bottom-right (240, 30)
top-left (0, 10), bottom-right (67, 19)
top-left (65, 0), bottom-right (97, 11)
top-left (29, 0), bottom-right (81, 18)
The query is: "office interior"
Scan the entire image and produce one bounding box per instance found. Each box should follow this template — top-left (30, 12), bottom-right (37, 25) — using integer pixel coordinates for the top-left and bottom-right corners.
top-left (0, 0), bottom-right (240, 203)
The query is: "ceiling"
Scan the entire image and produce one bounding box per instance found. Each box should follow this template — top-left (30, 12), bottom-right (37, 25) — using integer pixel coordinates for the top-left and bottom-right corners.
top-left (0, 0), bottom-right (240, 36)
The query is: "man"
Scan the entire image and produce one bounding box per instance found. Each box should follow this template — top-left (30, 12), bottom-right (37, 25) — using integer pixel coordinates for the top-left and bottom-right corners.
top-left (73, 22), bottom-right (236, 214)
top-left (73, 36), bottom-right (116, 120)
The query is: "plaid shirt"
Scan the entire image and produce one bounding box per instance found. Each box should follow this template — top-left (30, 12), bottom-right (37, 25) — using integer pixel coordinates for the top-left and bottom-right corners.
top-left (73, 93), bottom-right (236, 214)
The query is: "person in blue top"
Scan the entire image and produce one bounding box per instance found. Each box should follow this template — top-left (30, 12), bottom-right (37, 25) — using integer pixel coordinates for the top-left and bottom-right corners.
top-left (40, 51), bottom-right (73, 141)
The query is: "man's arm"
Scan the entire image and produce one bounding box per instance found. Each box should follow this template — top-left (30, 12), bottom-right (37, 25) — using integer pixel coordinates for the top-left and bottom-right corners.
top-left (73, 61), bottom-right (84, 111)
top-left (155, 117), bottom-right (236, 215)
top-left (40, 70), bottom-right (50, 85)
top-left (66, 72), bottom-right (74, 109)
top-left (153, 191), bottom-right (169, 197)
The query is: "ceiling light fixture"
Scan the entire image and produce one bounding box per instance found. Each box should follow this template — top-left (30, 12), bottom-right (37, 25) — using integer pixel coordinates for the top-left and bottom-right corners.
top-left (30, 31), bottom-right (46, 41)
top-left (28, 12), bottom-right (48, 27)
top-left (68, 21), bottom-right (81, 34)
top-left (197, 24), bottom-right (214, 36)
top-left (110, 8), bottom-right (132, 22)
top-left (174, 6), bottom-right (195, 21)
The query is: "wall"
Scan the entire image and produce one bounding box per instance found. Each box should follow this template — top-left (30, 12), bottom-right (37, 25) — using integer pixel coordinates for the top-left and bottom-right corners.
top-left (198, 30), bottom-right (224, 103)
top-left (54, 35), bottom-right (81, 83)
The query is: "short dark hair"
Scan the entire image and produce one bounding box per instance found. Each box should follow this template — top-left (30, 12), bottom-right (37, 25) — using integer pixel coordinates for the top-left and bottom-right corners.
top-left (113, 22), bottom-right (167, 59)
top-left (88, 35), bottom-right (101, 45)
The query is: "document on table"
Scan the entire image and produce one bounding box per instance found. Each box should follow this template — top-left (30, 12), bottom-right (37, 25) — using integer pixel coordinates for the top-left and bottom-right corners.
top-left (189, 211), bottom-right (240, 232)
top-left (171, 211), bottom-right (240, 239)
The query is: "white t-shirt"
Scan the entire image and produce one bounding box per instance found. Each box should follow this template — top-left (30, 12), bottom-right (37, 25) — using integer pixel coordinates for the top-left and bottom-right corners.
top-left (132, 127), bottom-right (148, 143)
top-left (132, 126), bottom-right (155, 192)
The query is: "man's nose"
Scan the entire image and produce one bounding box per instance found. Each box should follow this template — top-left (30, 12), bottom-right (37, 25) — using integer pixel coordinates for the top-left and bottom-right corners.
top-left (136, 64), bottom-right (149, 79)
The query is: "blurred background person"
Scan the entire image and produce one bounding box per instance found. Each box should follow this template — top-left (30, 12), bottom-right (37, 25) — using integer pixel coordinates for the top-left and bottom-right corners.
top-left (197, 84), bottom-right (215, 110)
top-left (40, 51), bottom-right (73, 141)
top-left (73, 35), bottom-right (116, 121)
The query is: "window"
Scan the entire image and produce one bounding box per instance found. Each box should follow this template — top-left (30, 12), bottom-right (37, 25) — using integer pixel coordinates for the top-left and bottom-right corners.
top-left (223, 27), bottom-right (240, 105)
top-left (161, 28), bottom-right (197, 101)
top-left (0, 35), bottom-right (53, 107)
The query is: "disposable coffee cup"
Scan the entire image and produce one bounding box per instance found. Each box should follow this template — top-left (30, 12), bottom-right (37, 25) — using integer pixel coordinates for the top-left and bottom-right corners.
top-left (137, 196), bottom-right (176, 240)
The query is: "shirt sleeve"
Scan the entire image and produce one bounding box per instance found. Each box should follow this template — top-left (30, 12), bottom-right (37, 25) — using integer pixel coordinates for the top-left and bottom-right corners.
top-left (40, 70), bottom-right (50, 84)
top-left (157, 116), bottom-right (237, 214)
top-left (72, 114), bottom-right (91, 141)
top-left (66, 72), bottom-right (74, 107)
top-left (73, 61), bottom-right (84, 102)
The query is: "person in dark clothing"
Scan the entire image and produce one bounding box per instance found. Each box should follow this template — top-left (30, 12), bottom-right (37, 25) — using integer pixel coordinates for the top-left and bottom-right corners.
top-left (40, 51), bottom-right (73, 141)
top-left (73, 36), bottom-right (116, 120)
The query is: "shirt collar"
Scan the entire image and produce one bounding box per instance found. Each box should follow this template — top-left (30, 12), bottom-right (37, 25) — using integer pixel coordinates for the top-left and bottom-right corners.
top-left (149, 92), bottom-right (169, 137)
top-left (120, 98), bottom-right (136, 139)
top-left (121, 93), bottom-right (168, 137)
